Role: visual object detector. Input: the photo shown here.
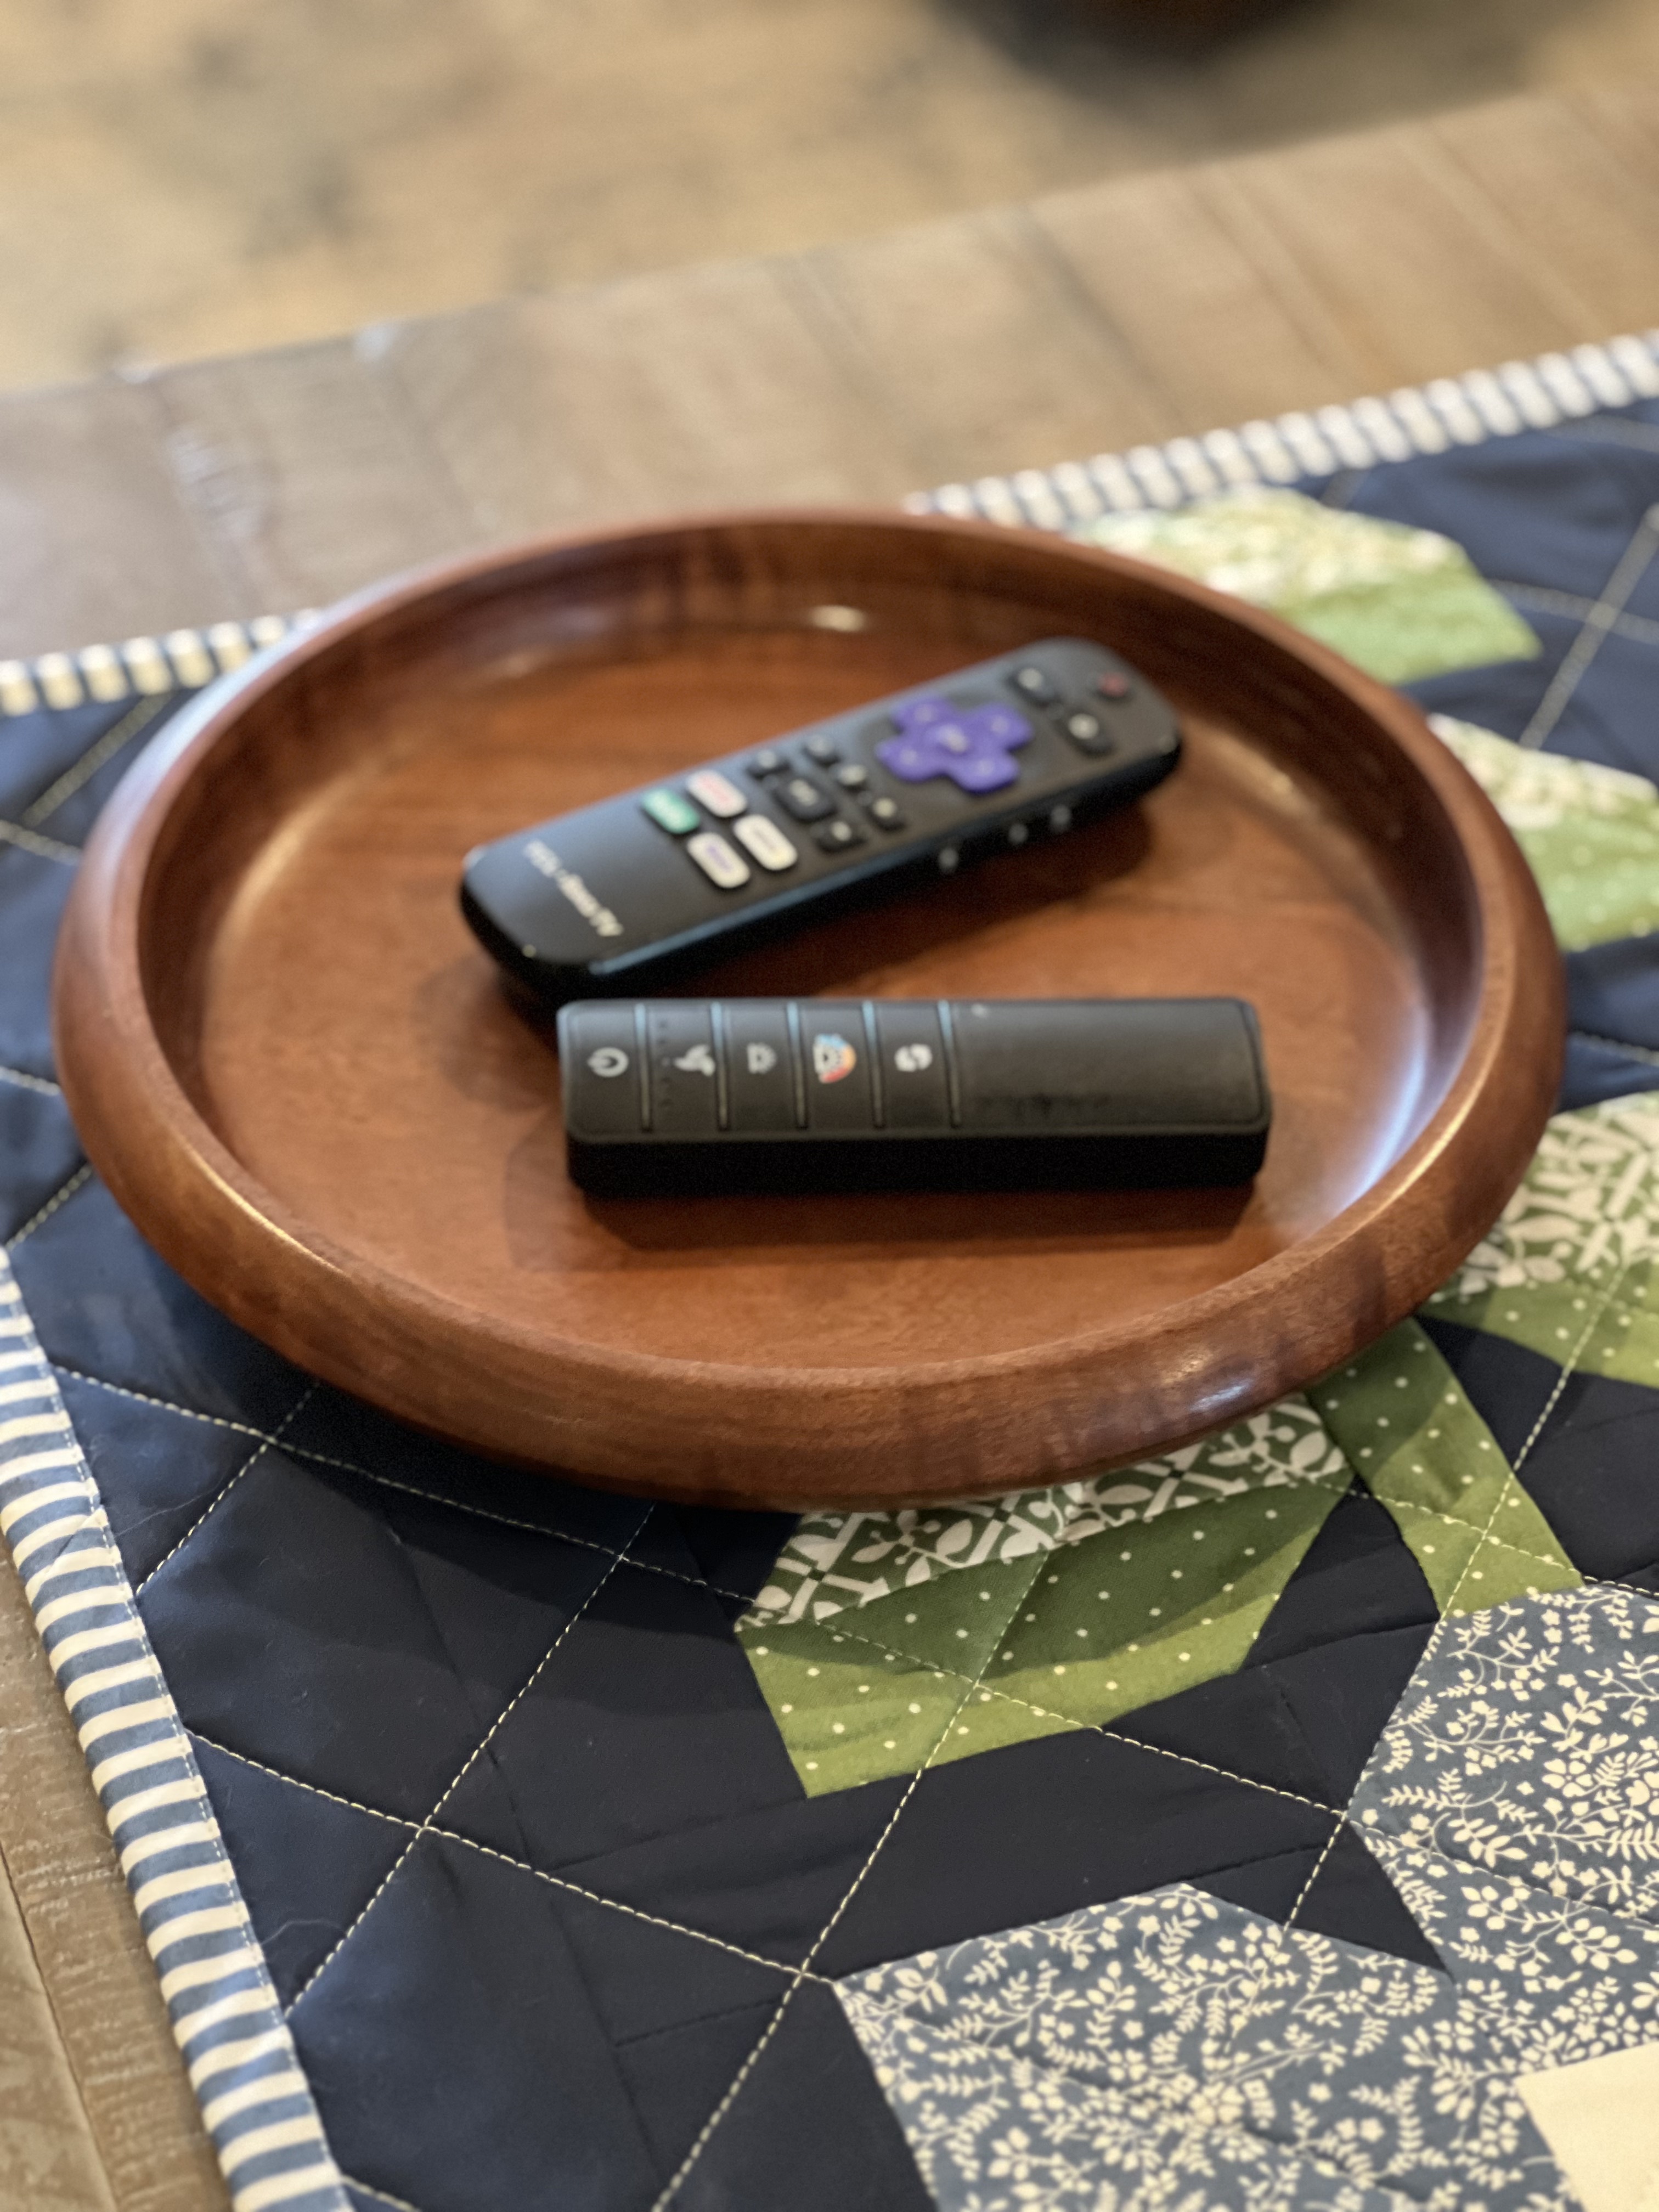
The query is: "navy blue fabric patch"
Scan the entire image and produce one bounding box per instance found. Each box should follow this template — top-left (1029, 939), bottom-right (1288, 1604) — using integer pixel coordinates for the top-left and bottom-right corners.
top-left (14, 398), bottom-right (1659, 2207)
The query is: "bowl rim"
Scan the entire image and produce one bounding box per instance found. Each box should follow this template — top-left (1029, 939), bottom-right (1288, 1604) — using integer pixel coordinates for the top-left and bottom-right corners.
top-left (50, 506), bottom-right (1565, 1507)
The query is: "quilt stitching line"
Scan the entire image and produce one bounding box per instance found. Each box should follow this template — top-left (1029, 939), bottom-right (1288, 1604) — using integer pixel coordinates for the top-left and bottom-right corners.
top-left (1519, 505), bottom-right (1659, 750)
top-left (338, 2176), bottom-right (428, 2212)
top-left (136, 1381), bottom-right (320, 1596)
top-left (0, 815), bottom-right (78, 863)
top-left (189, 1726), bottom-right (814, 1984)
top-left (1571, 1028), bottom-right (1659, 1068)
top-left (285, 1508), bottom-right (653, 2017)
top-left (44, 1358), bottom-right (1607, 1814)
top-left (648, 1544), bottom-right (1058, 2210)
top-left (1488, 578), bottom-right (1659, 647)
top-left (18, 693), bottom-right (167, 828)
top-left (0, 1063), bottom-right (60, 1097)
top-left (5, 1162), bottom-right (91, 1251)
top-left (40, 1364), bottom-right (1348, 1813)
top-left (753, 1609), bottom-right (1341, 1815)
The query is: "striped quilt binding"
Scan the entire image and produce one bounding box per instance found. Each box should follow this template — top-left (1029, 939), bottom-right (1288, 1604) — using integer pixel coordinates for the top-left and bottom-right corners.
top-left (902, 328), bottom-right (1659, 529)
top-left (0, 1255), bottom-right (349, 2212)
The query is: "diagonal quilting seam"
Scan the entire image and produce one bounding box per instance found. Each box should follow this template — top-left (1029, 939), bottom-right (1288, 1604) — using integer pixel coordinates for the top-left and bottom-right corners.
top-left (1365, 1491), bottom-right (1576, 1576)
top-left (190, 1725), bottom-right (810, 1986)
top-left (285, 1505), bottom-right (653, 2017)
top-left (19, 693), bottom-right (167, 828)
top-left (0, 1063), bottom-right (61, 1097)
top-left (647, 1542), bottom-right (1058, 2211)
top-left (0, 815), bottom-right (78, 863)
top-left (1571, 1030), bottom-right (1659, 1069)
top-left (1519, 507), bottom-right (1659, 750)
top-left (136, 1379), bottom-right (320, 1594)
top-left (749, 1601), bottom-right (1340, 1815)
top-left (5, 1161), bottom-right (91, 1251)
top-left (337, 2173), bottom-right (428, 2212)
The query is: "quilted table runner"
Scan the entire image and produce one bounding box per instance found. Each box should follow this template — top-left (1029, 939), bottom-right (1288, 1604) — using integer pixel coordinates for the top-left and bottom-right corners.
top-left (7, 331), bottom-right (1659, 2212)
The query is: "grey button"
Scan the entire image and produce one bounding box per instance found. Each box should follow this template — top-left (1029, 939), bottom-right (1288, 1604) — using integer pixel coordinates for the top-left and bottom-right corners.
top-left (687, 831), bottom-right (751, 889)
top-left (874, 1005), bottom-right (951, 1130)
top-left (647, 1004), bottom-right (721, 1134)
top-left (724, 1002), bottom-right (798, 1132)
top-left (561, 1005), bottom-right (645, 1137)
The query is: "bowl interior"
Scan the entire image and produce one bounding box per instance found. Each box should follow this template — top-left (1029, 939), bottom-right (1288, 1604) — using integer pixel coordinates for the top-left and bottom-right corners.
top-left (137, 523), bottom-right (1481, 1380)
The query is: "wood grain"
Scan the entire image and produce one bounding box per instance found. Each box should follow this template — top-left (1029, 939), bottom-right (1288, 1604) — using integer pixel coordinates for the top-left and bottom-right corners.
top-left (149, 336), bottom-right (486, 618)
top-left (52, 511), bottom-right (1562, 1508)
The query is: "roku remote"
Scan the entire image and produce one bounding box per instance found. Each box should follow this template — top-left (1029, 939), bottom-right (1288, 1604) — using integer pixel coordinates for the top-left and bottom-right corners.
top-left (558, 997), bottom-right (1269, 1196)
top-left (462, 639), bottom-right (1180, 1006)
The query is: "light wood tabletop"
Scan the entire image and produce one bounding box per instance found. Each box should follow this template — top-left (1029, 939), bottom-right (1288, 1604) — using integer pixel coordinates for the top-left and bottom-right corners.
top-left (3, 84), bottom-right (1658, 2210)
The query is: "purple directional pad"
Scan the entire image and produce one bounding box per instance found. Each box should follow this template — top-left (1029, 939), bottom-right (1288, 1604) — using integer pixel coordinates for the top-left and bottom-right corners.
top-left (875, 695), bottom-right (1033, 794)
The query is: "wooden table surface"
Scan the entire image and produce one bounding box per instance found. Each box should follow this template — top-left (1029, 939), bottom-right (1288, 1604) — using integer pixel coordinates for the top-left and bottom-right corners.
top-left (3, 83), bottom-right (1658, 2211)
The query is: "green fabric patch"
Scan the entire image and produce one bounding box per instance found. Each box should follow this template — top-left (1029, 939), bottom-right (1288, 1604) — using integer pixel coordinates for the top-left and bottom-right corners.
top-left (1075, 489), bottom-right (1539, 683)
top-left (738, 1403), bottom-right (1348, 1795)
top-left (749, 1395), bottom-right (1346, 1627)
top-left (1432, 716), bottom-right (1659, 950)
top-left (1424, 1098), bottom-right (1659, 1389)
top-left (1314, 1320), bottom-right (1580, 1613)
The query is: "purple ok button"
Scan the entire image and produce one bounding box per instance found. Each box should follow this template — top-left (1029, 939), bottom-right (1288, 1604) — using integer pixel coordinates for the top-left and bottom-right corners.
top-left (875, 695), bottom-right (1034, 794)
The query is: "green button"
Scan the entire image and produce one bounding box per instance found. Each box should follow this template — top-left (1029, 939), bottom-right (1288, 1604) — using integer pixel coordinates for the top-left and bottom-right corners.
top-left (641, 787), bottom-right (701, 837)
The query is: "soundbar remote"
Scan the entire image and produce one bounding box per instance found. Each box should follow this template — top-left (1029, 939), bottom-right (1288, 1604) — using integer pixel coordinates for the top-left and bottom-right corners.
top-left (462, 640), bottom-right (1180, 1006)
top-left (559, 997), bottom-right (1269, 1196)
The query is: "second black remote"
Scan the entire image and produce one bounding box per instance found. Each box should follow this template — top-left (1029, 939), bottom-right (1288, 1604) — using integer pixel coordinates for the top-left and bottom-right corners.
top-left (559, 997), bottom-right (1270, 1196)
top-left (461, 639), bottom-right (1180, 1006)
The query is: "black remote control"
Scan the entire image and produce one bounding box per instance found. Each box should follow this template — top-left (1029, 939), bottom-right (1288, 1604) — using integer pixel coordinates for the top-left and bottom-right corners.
top-left (462, 640), bottom-right (1180, 1006)
top-left (558, 997), bottom-right (1269, 1196)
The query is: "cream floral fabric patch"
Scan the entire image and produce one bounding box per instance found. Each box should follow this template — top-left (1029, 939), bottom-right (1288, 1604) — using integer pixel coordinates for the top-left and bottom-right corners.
top-left (1075, 488), bottom-right (1540, 682)
top-left (1432, 713), bottom-right (1659, 950)
top-left (838, 1885), bottom-right (1568, 2211)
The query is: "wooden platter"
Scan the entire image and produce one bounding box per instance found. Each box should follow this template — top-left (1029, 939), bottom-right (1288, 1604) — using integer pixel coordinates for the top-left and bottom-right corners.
top-left (53, 512), bottom-right (1563, 1509)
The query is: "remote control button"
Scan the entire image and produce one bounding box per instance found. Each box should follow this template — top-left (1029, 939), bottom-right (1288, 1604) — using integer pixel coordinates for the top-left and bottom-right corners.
top-left (799, 1005), bottom-right (875, 1132)
top-left (1062, 710), bottom-right (1116, 758)
top-left (732, 814), bottom-right (799, 872)
top-left (873, 1003), bottom-right (951, 1131)
top-left (1097, 672), bottom-right (1134, 701)
top-left (875, 694), bottom-right (1032, 794)
top-left (814, 817), bottom-right (866, 854)
top-left (560, 1005), bottom-right (645, 1137)
top-left (776, 772), bottom-right (836, 822)
top-left (640, 787), bottom-right (701, 837)
top-left (1006, 821), bottom-right (1030, 848)
top-left (865, 795), bottom-right (906, 830)
top-left (646, 1004), bottom-right (720, 1135)
top-left (1011, 664), bottom-right (1059, 704)
top-left (724, 1002), bottom-right (798, 1132)
top-left (746, 747), bottom-right (788, 778)
top-left (804, 735), bottom-right (842, 766)
top-left (1048, 803), bottom-right (1074, 833)
top-left (686, 769), bottom-right (748, 820)
top-left (833, 763), bottom-right (868, 791)
top-left (686, 832), bottom-right (751, 889)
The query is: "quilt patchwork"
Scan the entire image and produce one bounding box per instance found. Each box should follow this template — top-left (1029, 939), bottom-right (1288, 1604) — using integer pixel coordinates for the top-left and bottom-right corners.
top-left (9, 364), bottom-right (1659, 2211)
